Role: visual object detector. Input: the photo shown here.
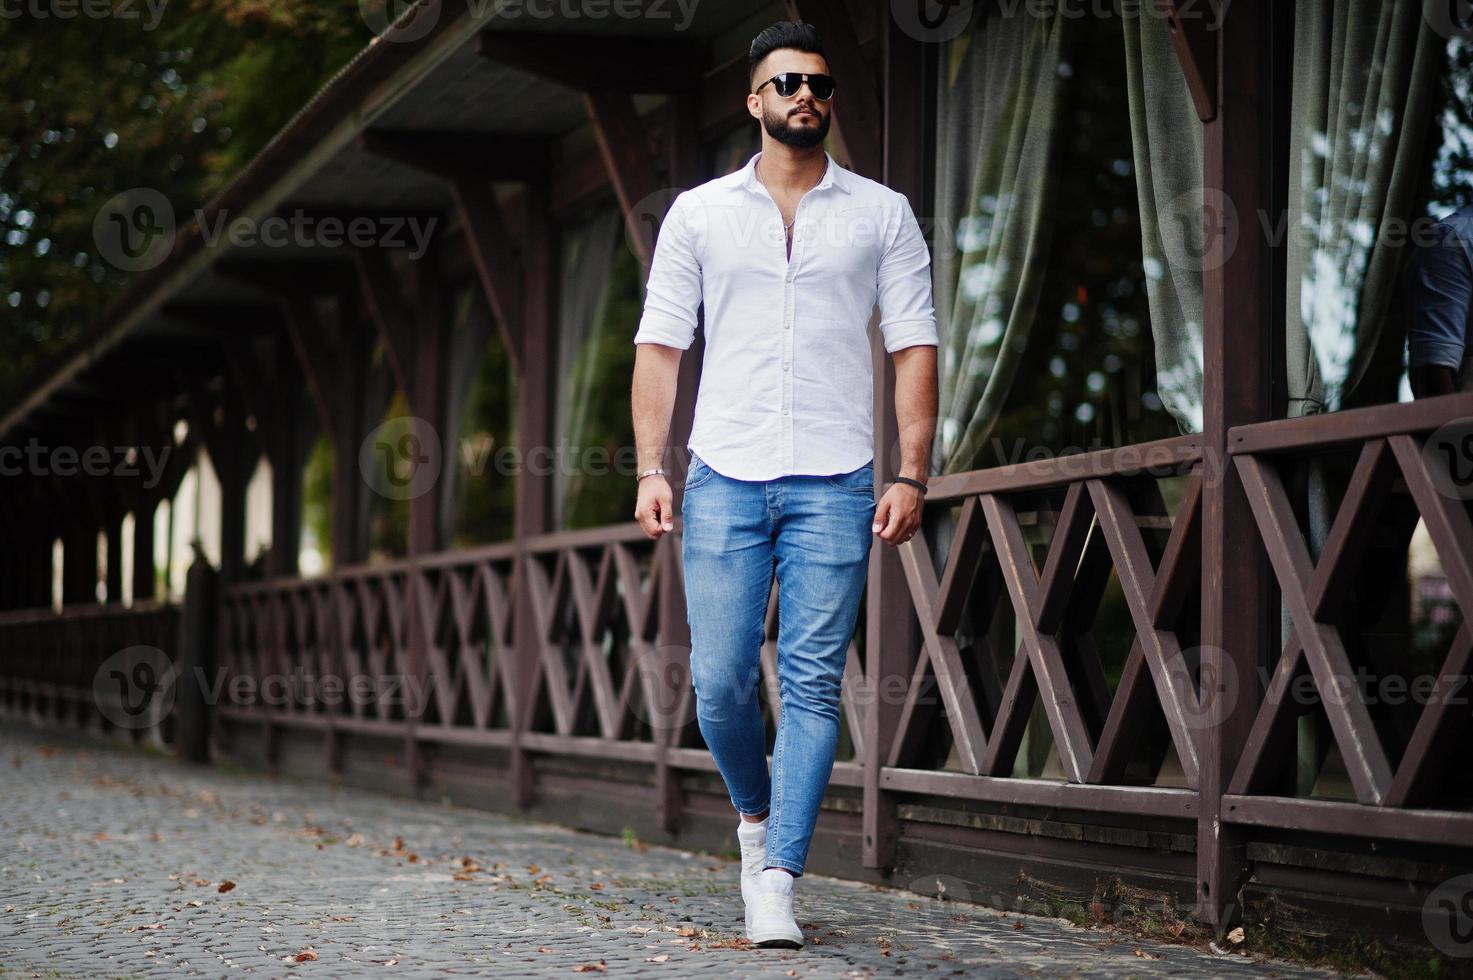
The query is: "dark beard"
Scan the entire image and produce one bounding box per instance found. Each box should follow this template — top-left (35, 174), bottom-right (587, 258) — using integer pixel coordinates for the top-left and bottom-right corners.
top-left (761, 105), bottom-right (829, 149)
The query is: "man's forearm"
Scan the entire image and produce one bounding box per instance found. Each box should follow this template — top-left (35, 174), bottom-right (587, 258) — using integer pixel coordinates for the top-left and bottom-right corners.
top-left (631, 344), bottom-right (684, 472)
top-left (891, 345), bottom-right (938, 479)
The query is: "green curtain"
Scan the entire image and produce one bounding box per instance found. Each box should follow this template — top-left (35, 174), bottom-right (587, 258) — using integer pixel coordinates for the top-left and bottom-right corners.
top-left (555, 205), bottom-right (643, 530)
top-left (1286, 0), bottom-right (1443, 415)
top-left (1123, 6), bottom-right (1204, 434)
top-left (931, 7), bottom-right (1072, 476)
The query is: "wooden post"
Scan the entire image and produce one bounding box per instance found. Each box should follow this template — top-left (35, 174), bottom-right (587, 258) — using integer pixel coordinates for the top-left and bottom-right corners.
top-left (1197, 0), bottom-right (1273, 934)
top-left (863, 3), bottom-right (933, 872)
top-left (133, 496), bottom-right (156, 603)
top-left (511, 179), bottom-right (556, 808)
top-left (175, 545), bottom-right (220, 763)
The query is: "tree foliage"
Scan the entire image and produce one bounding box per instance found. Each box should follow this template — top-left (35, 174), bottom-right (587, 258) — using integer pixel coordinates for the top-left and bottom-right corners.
top-left (0, 0), bottom-right (368, 408)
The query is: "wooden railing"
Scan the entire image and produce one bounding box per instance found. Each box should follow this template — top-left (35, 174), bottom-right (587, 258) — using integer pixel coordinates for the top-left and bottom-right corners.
top-left (0, 601), bottom-right (181, 747)
top-left (1222, 399), bottom-right (1473, 845)
top-left (4, 399), bottom-right (1472, 922)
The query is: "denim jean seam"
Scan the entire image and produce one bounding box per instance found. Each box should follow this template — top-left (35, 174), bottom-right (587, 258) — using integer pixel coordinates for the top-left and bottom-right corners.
top-left (766, 632), bottom-right (787, 871)
top-left (823, 465), bottom-right (875, 494)
top-left (684, 467), bottom-right (716, 493)
top-left (765, 858), bottom-right (803, 877)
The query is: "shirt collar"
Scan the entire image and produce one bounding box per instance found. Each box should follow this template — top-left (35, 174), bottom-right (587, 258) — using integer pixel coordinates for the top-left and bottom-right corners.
top-left (740, 149), bottom-right (851, 198)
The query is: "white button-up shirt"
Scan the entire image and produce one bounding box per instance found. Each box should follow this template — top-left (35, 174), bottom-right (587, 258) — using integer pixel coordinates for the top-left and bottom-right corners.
top-left (633, 150), bottom-right (938, 480)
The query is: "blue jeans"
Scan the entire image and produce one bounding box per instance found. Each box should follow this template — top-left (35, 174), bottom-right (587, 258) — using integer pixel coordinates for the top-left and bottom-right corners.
top-left (679, 450), bottom-right (876, 877)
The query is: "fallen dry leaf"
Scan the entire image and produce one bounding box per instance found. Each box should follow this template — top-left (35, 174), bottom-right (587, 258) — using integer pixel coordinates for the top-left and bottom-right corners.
top-left (1133, 948), bottom-right (1162, 960)
top-left (572, 960), bottom-right (607, 973)
top-left (218, 881), bottom-right (236, 894)
top-left (293, 948), bottom-right (318, 962)
top-left (1012, 920), bottom-right (1025, 931)
top-left (1227, 926), bottom-right (1245, 944)
top-left (645, 954), bottom-right (670, 963)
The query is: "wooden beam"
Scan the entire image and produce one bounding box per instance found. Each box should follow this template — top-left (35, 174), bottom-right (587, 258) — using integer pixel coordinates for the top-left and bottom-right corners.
top-left (280, 297), bottom-right (340, 443)
top-left (356, 129), bottom-right (551, 184)
top-left (584, 90), bottom-right (663, 267)
top-left (351, 247), bottom-right (418, 400)
top-left (781, 0), bottom-right (884, 179)
top-left (476, 31), bottom-right (706, 92)
top-left (358, 128), bottom-right (526, 374)
top-left (1197, 0), bottom-right (1272, 936)
top-left (1157, 0), bottom-right (1218, 123)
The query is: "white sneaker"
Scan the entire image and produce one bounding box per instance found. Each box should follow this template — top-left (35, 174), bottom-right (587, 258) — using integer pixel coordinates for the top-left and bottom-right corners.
top-left (736, 817), bottom-right (767, 935)
top-left (748, 867), bottom-right (804, 948)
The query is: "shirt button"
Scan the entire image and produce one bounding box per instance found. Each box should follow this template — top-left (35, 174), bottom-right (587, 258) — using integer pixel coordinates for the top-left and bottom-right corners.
top-left (783, 362), bottom-right (789, 371)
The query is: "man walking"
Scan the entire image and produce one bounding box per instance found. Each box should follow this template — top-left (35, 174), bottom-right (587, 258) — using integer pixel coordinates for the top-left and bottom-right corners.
top-left (629, 20), bottom-right (939, 948)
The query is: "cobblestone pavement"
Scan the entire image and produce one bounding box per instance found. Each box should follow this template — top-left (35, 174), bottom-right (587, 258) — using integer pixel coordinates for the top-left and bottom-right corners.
top-left (0, 723), bottom-right (1342, 979)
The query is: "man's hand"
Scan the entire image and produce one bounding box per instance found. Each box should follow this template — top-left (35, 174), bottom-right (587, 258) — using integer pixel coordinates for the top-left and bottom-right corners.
top-left (872, 481), bottom-right (924, 546)
top-left (635, 476), bottom-right (676, 539)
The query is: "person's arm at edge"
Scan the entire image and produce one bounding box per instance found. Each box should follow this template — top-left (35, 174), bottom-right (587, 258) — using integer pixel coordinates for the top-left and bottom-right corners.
top-left (631, 196), bottom-right (700, 539)
top-left (1409, 224), bottom-right (1472, 399)
top-left (871, 191), bottom-right (940, 546)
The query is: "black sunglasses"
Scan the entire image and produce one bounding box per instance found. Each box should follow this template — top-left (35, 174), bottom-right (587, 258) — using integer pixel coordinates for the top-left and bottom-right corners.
top-left (754, 72), bottom-right (836, 101)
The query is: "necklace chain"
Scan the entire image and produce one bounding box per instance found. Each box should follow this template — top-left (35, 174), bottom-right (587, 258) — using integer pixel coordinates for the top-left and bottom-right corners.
top-left (758, 158), bottom-right (800, 236)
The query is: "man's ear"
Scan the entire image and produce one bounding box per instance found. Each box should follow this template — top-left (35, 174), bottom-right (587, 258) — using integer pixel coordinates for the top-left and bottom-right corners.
top-left (746, 93), bottom-right (762, 120)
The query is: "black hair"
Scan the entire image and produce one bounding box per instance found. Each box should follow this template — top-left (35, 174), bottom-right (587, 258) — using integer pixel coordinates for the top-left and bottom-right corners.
top-left (748, 20), bottom-right (826, 90)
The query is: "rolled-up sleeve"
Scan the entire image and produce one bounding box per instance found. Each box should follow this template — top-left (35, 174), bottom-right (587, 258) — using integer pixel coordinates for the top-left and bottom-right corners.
top-left (876, 192), bottom-right (939, 353)
top-left (1408, 223), bottom-right (1473, 369)
top-left (633, 193), bottom-right (701, 350)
